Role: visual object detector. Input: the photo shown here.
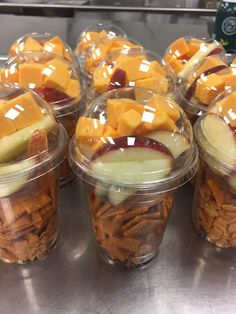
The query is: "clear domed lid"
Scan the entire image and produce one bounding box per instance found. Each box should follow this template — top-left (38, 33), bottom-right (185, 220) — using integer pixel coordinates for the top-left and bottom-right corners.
top-left (75, 21), bottom-right (127, 58)
top-left (179, 54), bottom-right (236, 113)
top-left (164, 36), bottom-right (225, 80)
top-left (82, 36), bottom-right (142, 78)
top-left (8, 32), bottom-right (74, 64)
top-left (195, 88), bottom-right (236, 177)
top-left (0, 83), bottom-right (67, 192)
top-left (70, 87), bottom-right (197, 191)
top-left (1, 51), bottom-right (82, 115)
top-left (89, 48), bottom-right (175, 100)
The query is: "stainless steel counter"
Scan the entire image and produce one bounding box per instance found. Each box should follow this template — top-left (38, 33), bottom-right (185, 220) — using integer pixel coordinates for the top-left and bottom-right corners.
top-left (0, 13), bottom-right (236, 314)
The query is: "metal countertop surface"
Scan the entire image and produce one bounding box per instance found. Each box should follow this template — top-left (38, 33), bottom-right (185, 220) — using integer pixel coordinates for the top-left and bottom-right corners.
top-left (0, 13), bottom-right (236, 314)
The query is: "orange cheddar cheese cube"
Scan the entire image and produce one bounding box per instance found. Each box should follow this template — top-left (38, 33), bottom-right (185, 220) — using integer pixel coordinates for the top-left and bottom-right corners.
top-left (183, 38), bottom-right (202, 59)
top-left (0, 101), bottom-right (17, 138)
top-left (63, 79), bottom-right (81, 99)
top-left (19, 63), bottom-right (45, 89)
top-left (64, 49), bottom-right (73, 63)
top-left (148, 94), bottom-right (180, 122)
top-left (117, 109), bottom-right (142, 136)
top-left (107, 98), bottom-right (144, 129)
top-left (47, 36), bottom-right (65, 49)
top-left (76, 117), bottom-right (104, 145)
top-left (195, 73), bottom-right (225, 104)
top-left (165, 54), bottom-right (184, 73)
top-left (24, 36), bottom-right (43, 52)
top-left (103, 125), bottom-right (119, 139)
top-left (169, 37), bottom-right (190, 58)
top-left (214, 91), bottom-right (236, 127)
top-left (93, 65), bottom-right (113, 94)
top-left (1, 92), bottom-right (44, 131)
top-left (1, 67), bottom-right (19, 83)
top-left (44, 58), bottom-right (70, 90)
top-left (43, 42), bottom-right (64, 58)
top-left (149, 60), bottom-right (166, 77)
top-left (135, 74), bottom-right (168, 94)
top-left (220, 71), bottom-right (236, 88)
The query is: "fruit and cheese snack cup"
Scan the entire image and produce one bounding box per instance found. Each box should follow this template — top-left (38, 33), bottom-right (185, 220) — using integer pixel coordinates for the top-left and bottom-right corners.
top-left (69, 87), bottom-right (198, 268)
top-left (1, 51), bottom-right (84, 184)
top-left (193, 88), bottom-right (236, 248)
top-left (81, 36), bottom-right (142, 88)
top-left (8, 32), bottom-right (75, 66)
top-left (75, 22), bottom-right (127, 63)
top-left (178, 54), bottom-right (236, 125)
top-left (0, 83), bottom-right (67, 263)
top-left (87, 48), bottom-right (175, 102)
top-left (164, 36), bottom-right (224, 82)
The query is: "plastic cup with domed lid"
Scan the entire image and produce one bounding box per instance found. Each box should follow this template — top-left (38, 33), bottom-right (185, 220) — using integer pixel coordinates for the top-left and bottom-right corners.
top-left (177, 53), bottom-right (236, 125)
top-left (0, 83), bottom-right (67, 263)
top-left (75, 21), bottom-right (127, 64)
top-left (87, 48), bottom-right (176, 103)
top-left (1, 51), bottom-right (84, 184)
top-left (193, 88), bottom-right (236, 248)
top-left (163, 36), bottom-right (225, 84)
top-left (8, 32), bottom-right (75, 66)
top-left (69, 87), bottom-right (198, 269)
top-left (80, 35), bottom-right (142, 90)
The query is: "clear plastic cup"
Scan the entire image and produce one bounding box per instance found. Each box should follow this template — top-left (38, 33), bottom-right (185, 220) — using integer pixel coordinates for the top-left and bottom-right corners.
top-left (0, 83), bottom-right (67, 263)
top-left (1, 51), bottom-right (84, 185)
top-left (8, 32), bottom-right (75, 66)
top-left (75, 21), bottom-right (127, 64)
top-left (164, 36), bottom-right (225, 87)
top-left (193, 88), bottom-right (236, 248)
top-left (87, 48), bottom-right (176, 102)
top-left (178, 53), bottom-right (236, 125)
top-left (69, 87), bottom-right (198, 268)
top-left (81, 36), bottom-right (142, 90)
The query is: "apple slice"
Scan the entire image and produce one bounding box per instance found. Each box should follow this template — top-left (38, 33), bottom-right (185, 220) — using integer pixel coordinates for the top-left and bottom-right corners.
top-left (91, 136), bottom-right (174, 184)
top-left (107, 68), bottom-right (126, 91)
top-left (108, 184), bottom-right (136, 206)
top-left (0, 159), bottom-right (34, 197)
top-left (178, 42), bottom-right (223, 79)
top-left (0, 116), bottom-right (55, 163)
top-left (201, 114), bottom-right (236, 167)
top-left (146, 130), bottom-right (190, 159)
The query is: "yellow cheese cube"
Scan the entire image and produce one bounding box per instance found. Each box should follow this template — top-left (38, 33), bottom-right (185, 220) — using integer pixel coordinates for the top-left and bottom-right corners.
top-left (0, 101), bottom-right (16, 138)
top-left (24, 36), bottom-right (43, 52)
top-left (43, 42), bottom-right (64, 58)
top-left (195, 73), bottom-right (225, 105)
top-left (2, 92), bottom-right (44, 130)
top-left (19, 63), bottom-right (45, 89)
top-left (93, 65), bottom-right (113, 94)
top-left (76, 117), bottom-right (104, 145)
top-left (118, 109), bottom-right (142, 136)
top-left (148, 94), bottom-right (180, 122)
top-left (43, 58), bottom-right (70, 90)
top-left (135, 74), bottom-right (168, 94)
top-left (63, 79), bottom-right (81, 99)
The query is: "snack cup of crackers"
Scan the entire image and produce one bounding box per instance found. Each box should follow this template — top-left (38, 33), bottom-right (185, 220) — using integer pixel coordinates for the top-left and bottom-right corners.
top-left (1, 51), bottom-right (84, 185)
top-left (75, 22), bottom-right (127, 64)
top-left (0, 83), bottom-right (67, 263)
top-left (8, 32), bottom-right (75, 66)
top-left (193, 88), bottom-right (236, 248)
top-left (81, 36), bottom-right (142, 90)
top-left (164, 36), bottom-right (224, 83)
top-left (178, 54), bottom-right (236, 125)
top-left (87, 48), bottom-right (175, 102)
top-left (69, 87), bottom-right (198, 268)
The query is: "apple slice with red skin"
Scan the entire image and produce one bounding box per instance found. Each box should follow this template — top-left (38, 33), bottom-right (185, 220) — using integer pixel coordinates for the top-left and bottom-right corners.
top-left (201, 113), bottom-right (236, 167)
top-left (145, 130), bottom-right (190, 159)
top-left (91, 136), bottom-right (174, 185)
top-left (107, 68), bottom-right (126, 91)
top-left (34, 87), bottom-right (71, 104)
